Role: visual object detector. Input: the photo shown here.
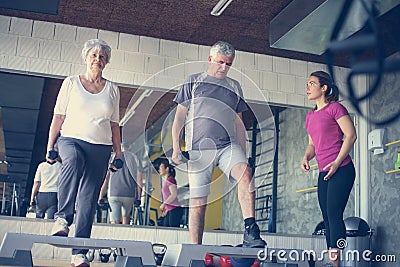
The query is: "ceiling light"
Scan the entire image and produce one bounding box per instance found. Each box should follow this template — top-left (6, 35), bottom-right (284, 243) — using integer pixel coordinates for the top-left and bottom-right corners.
top-left (211, 0), bottom-right (233, 16)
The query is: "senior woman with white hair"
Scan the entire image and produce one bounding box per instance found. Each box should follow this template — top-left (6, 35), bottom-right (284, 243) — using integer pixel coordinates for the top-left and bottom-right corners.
top-left (46, 39), bottom-right (122, 267)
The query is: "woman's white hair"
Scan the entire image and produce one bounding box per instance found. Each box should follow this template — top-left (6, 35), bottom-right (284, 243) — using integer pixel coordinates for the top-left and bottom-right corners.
top-left (81, 39), bottom-right (111, 64)
top-left (209, 41), bottom-right (235, 59)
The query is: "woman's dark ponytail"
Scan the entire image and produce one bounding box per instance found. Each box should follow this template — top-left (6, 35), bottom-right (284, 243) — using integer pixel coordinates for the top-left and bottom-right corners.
top-left (310, 70), bottom-right (339, 104)
top-left (159, 158), bottom-right (176, 178)
top-left (168, 164), bottom-right (176, 178)
top-left (326, 83), bottom-right (339, 103)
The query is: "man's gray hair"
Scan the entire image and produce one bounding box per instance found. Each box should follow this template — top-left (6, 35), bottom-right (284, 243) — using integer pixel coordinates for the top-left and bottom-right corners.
top-left (210, 41), bottom-right (235, 58)
top-left (81, 39), bottom-right (111, 64)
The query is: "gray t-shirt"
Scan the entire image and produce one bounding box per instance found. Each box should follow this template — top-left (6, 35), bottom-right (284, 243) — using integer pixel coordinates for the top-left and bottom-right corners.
top-left (174, 72), bottom-right (247, 150)
top-left (108, 151), bottom-right (142, 198)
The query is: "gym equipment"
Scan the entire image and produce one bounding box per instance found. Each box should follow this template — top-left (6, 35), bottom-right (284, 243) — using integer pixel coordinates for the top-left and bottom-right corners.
top-left (162, 244), bottom-right (309, 267)
top-left (162, 244), bottom-right (261, 267)
top-left (230, 256), bottom-right (255, 267)
top-left (109, 158), bottom-right (124, 172)
top-left (113, 158), bottom-right (124, 169)
top-left (230, 244), bottom-right (257, 267)
top-left (153, 243), bottom-right (167, 265)
top-left (203, 253), bottom-right (233, 267)
top-left (47, 150), bottom-right (58, 160)
top-left (0, 232), bottom-right (156, 267)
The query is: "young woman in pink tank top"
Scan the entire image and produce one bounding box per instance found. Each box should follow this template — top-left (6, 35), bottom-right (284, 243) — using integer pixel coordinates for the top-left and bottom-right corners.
top-left (301, 71), bottom-right (357, 267)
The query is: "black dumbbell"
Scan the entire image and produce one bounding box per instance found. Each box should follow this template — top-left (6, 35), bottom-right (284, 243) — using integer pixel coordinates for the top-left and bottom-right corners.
top-left (47, 150), bottom-right (58, 160)
top-left (109, 158), bottom-right (124, 172)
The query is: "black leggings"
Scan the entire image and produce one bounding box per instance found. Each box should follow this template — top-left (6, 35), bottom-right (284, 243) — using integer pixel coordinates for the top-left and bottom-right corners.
top-left (162, 207), bottom-right (183, 227)
top-left (318, 161), bottom-right (355, 249)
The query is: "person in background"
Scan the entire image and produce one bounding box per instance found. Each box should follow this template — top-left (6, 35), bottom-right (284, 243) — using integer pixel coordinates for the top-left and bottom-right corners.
top-left (46, 39), bottom-right (122, 267)
top-left (171, 41), bottom-right (266, 247)
top-left (301, 71), bottom-right (357, 267)
top-left (99, 143), bottom-right (143, 225)
top-left (29, 157), bottom-right (62, 219)
top-left (156, 158), bottom-right (183, 227)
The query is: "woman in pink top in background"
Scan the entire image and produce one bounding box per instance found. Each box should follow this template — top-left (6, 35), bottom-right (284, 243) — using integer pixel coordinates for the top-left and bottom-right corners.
top-left (157, 159), bottom-right (183, 227)
top-left (301, 71), bottom-right (357, 267)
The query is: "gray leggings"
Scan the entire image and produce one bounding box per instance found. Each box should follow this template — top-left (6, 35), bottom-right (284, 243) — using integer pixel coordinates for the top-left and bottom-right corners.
top-left (55, 137), bottom-right (112, 255)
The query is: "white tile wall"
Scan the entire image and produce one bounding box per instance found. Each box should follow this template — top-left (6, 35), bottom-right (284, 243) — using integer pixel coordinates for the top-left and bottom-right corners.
top-left (295, 76), bottom-right (306, 95)
top-left (144, 54), bottom-right (165, 74)
top-left (50, 61), bottom-right (72, 77)
top-left (160, 39), bottom-right (179, 58)
top-left (290, 59), bottom-right (308, 78)
top-left (98, 30), bottom-right (119, 50)
top-left (118, 33), bottom-right (139, 52)
top-left (28, 58), bottom-right (49, 74)
top-left (17, 36), bottom-right (39, 57)
top-left (236, 51), bottom-right (255, 69)
top-left (179, 42), bottom-right (199, 61)
top-left (269, 91), bottom-right (287, 105)
top-left (0, 15), bottom-right (352, 108)
top-left (154, 75), bottom-right (181, 91)
top-left (256, 54), bottom-right (273, 72)
top-left (0, 54), bottom-right (9, 69)
top-left (70, 63), bottom-right (86, 76)
top-left (198, 45), bottom-right (210, 61)
top-left (0, 33), bottom-right (17, 55)
top-left (102, 68), bottom-right (119, 82)
top-left (0, 15), bottom-right (11, 33)
top-left (114, 70), bottom-right (135, 85)
top-left (164, 57), bottom-right (185, 79)
top-left (273, 56), bottom-right (290, 74)
top-left (134, 73), bottom-right (154, 87)
top-left (185, 60), bottom-right (208, 77)
top-left (307, 62), bottom-right (326, 75)
top-left (124, 52), bottom-right (145, 73)
top-left (287, 93), bottom-right (306, 107)
top-left (262, 71), bottom-right (278, 91)
top-left (139, 36), bottom-right (159, 55)
top-left (60, 42), bottom-right (82, 63)
top-left (10, 17), bottom-right (32, 36)
top-left (7, 55), bottom-right (28, 71)
top-left (242, 68), bottom-right (261, 87)
top-left (39, 40), bottom-right (61, 61)
top-left (76, 26), bottom-right (98, 44)
top-left (54, 23), bottom-right (77, 42)
top-left (32, 21), bottom-right (55, 39)
top-left (279, 73), bottom-right (295, 93)
top-left (107, 49), bottom-right (125, 70)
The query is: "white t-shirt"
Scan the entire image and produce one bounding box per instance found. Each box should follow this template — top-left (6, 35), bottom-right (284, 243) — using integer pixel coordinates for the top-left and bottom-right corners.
top-left (34, 161), bottom-right (62, 192)
top-left (54, 75), bottom-right (120, 145)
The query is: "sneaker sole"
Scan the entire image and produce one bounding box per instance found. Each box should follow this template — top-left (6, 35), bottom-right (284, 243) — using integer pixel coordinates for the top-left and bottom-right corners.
top-left (70, 264), bottom-right (89, 267)
top-left (243, 241), bottom-right (267, 248)
top-left (52, 231), bottom-right (69, 237)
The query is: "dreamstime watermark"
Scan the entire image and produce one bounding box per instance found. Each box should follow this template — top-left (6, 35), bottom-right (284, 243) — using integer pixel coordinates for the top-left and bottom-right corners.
top-left (256, 239), bottom-right (397, 263)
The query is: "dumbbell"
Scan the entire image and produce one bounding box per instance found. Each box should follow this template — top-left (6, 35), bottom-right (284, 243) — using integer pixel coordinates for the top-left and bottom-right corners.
top-left (47, 150), bottom-right (59, 160)
top-left (109, 158), bottom-right (124, 172)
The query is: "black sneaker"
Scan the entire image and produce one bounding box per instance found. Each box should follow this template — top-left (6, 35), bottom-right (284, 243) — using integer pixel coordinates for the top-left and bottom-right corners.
top-left (243, 223), bottom-right (267, 248)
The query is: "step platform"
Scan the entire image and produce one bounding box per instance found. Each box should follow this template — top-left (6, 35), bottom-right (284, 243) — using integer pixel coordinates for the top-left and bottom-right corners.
top-left (161, 244), bottom-right (310, 267)
top-left (0, 232), bottom-right (156, 267)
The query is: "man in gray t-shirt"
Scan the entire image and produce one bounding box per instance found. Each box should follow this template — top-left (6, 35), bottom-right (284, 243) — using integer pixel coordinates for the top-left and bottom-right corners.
top-left (99, 144), bottom-right (143, 224)
top-left (172, 41), bottom-right (266, 248)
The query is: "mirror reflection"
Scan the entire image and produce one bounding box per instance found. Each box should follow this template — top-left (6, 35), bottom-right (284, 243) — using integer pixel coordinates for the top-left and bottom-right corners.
top-left (0, 71), bottom-right (355, 236)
